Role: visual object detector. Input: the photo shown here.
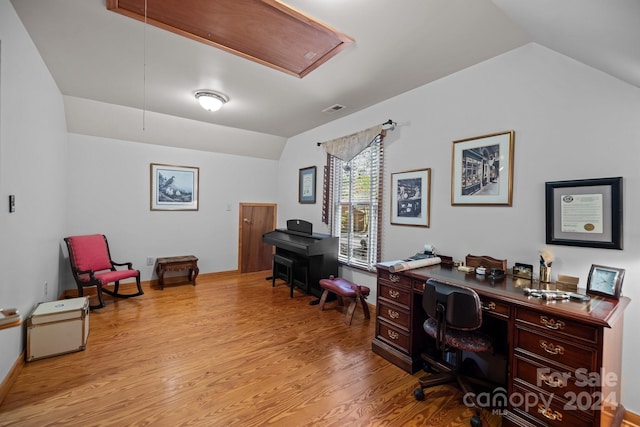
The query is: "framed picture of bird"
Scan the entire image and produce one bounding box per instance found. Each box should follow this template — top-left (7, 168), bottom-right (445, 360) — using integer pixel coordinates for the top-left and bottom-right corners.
top-left (150, 163), bottom-right (199, 211)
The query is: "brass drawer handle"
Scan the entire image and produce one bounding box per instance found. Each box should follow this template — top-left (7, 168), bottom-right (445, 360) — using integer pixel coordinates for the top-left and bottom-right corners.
top-left (538, 404), bottom-right (563, 421)
top-left (540, 315), bottom-right (565, 330)
top-left (389, 274), bottom-right (400, 283)
top-left (387, 330), bottom-right (399, 340)
top-left (481, 301), bottom-right (496, 311)
top-left (539, 372), bottom-right (565, 388)
top-left (540, 340), bottom-right (565, 356)
top-left (388, 309), bottom-right (399, 319)
top-left (388, 289), bottom-right (400, 299)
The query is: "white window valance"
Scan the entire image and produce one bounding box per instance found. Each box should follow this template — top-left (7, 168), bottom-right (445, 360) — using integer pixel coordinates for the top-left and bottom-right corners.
top-left (320, 124), bottom-right (384, 162)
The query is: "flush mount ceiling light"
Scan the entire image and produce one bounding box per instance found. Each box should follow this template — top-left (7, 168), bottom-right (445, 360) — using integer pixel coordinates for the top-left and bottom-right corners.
top-left (195, 90), bottom-right (229, 112)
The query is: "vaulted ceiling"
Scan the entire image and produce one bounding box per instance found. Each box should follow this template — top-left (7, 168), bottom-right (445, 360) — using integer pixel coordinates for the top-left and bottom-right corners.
top-left (10, 0), bottom-right (640, 159)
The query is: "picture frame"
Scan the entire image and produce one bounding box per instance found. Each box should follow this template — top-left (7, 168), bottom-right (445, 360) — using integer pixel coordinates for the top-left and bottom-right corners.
top-left (586, 264), bottom-right (625, 299)
top-left (299, 166), bottom-right (317, 204)
top-left (545, 177), bottom-right (622, 249)
top-left (391, 168), bottom-right (431, 227)
top-left (150, 163), bottom-right (199, 211)
top-left (512, 262), bottom-right (533, 281)
top-left (451, 130), bottom-right (515, 206)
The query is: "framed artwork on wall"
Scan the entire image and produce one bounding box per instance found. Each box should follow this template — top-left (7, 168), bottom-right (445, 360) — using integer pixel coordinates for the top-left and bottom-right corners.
top-left (545, 177), bottom-right (623, 249)
top-left (391, 168), bottom-right (431, 227)
top-left (451, 130), bottom-right (515, 206)
top-left (586, 264), bottom-right (625, 299)
top-left (150, 163), bottom-right (199, 211)
top-left (299, 166), bottom-right (317, 204)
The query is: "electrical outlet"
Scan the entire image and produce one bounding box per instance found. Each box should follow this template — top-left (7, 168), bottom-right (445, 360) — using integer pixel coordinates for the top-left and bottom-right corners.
top-left (146, 257), bottom-right (154, 266)
top-left (44, 281), bottom-right (48, 296)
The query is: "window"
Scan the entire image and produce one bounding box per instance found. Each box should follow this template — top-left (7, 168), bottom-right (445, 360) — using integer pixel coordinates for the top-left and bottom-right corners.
top-left (328, 136), bottom-right (383, 270)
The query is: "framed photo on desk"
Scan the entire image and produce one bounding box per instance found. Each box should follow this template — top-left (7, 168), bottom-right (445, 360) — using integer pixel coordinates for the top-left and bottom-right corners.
top-left (587, 264), bottom-right (624, 299)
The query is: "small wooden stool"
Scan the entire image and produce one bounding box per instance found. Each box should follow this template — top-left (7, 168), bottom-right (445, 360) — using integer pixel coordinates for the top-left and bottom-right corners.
top-left (319, 275), bottom-right (371, 325)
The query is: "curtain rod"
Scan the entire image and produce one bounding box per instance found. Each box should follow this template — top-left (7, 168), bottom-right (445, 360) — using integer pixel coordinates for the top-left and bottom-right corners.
top-left (316, 119), bottom-right (396, 146)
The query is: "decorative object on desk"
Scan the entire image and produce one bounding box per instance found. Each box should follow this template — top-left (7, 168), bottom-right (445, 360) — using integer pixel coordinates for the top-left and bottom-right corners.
top-left (298, 166), bottom-right (317, 204)
top-left (150, 163), bottom-right (199, 211)
top-left (451, 130), bottom-right (515, 206)
top-left (465, 254), bottom-right (507, 272)
top-left (390, 168), bottom-right (430, 227)
top-left (539, 247), bottom-right (554, 283)
top-left (513, 262), bottom-right (533, 281)
top-left (387, 256), bottom-right (441, 273)
top-left (475, 266), bottom-right (486, 275)
top-left (556, 274), bottom-right (579, 292)
top-left (438, 255), bottom-right (454, 267)
top-left (523, 287), bottom-right (590, 302)
top-left (545, 177), bottom-right (623, 249)
top-left (586, 264), bottom-right (625, 299)
top-left (488, 268), bottom-right (505, 280)
top-left (539, 266), bottom-right (551, 283)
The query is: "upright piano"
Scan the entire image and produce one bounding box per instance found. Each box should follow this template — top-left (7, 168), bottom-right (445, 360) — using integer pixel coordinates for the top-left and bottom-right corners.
top-left (262, 219), bottom-right (338, 298)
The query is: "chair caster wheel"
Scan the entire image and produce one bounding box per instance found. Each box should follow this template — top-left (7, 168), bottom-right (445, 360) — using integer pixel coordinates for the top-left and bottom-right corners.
top-left (413, 388), bottom-right (425, 401)
top-left (470, 415), bottom-right (482, 427)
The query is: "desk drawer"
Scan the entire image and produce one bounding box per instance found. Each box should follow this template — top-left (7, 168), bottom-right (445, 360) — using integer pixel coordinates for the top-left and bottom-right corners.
top-left (378, 301), bottom-right (410, 330)
top-left (515, 307), bottom-right (598, 344)
top-left (511, 383), bottom-right (593, 427)
top-left (480, 297), bottom-right (510, 319)
top-left (514, 354), bottom-right (594, 401)
top-left (378, 283), bottom-right (411, 308)
top-left (515, 327), bottom-right (596, 371)
top-left (378, 270), bottom-right (411, 288)
top-left (376, 321), bottom-right (410, 352)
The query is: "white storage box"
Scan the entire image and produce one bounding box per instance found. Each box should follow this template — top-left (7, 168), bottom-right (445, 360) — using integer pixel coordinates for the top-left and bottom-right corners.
top-left (26, 297), bottom-right (89, 361)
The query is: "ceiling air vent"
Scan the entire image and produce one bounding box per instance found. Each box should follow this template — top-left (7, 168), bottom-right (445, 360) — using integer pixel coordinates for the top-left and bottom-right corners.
top-left (322, 104), bottom-right (346, 113)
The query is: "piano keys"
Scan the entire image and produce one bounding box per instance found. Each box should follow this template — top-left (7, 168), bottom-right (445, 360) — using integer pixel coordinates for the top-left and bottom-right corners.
top-left (262, 219), bottom-right (338, 299)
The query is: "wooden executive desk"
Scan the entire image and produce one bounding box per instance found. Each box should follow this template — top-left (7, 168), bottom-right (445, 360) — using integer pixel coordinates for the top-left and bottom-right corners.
top-left (372, 264), bottom-right (630, 427)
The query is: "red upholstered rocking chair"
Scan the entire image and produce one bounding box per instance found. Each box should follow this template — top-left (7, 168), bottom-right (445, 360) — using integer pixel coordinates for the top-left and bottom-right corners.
top-left (64, 234), bottom-right (144, 309)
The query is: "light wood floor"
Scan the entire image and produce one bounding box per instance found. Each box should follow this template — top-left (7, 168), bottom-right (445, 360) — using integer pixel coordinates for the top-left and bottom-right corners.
top-left (0, 271), bottom-right (498, 426)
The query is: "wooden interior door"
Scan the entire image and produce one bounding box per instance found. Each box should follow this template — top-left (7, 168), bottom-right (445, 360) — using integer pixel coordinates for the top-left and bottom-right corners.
top-left (238, 203), bottom-right (277, 273)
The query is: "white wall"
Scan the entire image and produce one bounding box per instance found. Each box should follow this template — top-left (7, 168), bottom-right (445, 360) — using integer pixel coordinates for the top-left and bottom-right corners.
top-left (65, 134), bottom-right (279, 282)
top-left (278, 43), bottom-right (640, 412)
top-left (0, 0), bottom-right (68, 384)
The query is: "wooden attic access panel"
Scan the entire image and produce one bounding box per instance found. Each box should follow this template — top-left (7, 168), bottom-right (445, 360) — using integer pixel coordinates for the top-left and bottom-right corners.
top-left (107, 0), bottom-right (354, 78)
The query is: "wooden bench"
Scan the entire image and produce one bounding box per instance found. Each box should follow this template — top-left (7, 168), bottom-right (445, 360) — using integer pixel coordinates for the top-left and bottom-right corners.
top-left (156, 256), bottom-right (199, 289)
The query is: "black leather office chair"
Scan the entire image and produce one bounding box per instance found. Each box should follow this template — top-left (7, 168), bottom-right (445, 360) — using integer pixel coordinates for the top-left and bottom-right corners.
top-left (413, 279), bottom-right (495, 427)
